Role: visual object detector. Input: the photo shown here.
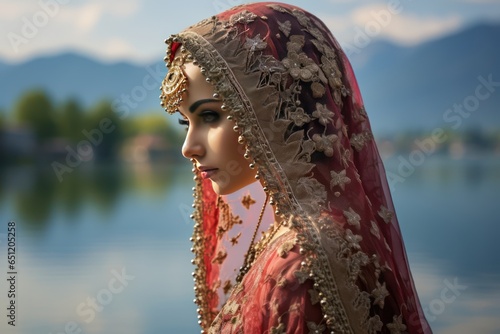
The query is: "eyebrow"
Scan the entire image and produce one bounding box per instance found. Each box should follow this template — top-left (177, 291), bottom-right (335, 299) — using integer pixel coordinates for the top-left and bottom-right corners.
top-left (189, 98), bottom-right (220, 113)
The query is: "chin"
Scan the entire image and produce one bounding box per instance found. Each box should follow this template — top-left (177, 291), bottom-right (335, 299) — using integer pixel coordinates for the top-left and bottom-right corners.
top-left (210, 179), bottom-right (253, 196)
top-left (210, 181), bottom-right (234, 196)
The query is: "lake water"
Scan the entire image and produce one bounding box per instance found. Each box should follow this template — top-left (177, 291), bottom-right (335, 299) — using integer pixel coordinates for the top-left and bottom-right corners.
top-left (0, 156), bottom-right (499, 334)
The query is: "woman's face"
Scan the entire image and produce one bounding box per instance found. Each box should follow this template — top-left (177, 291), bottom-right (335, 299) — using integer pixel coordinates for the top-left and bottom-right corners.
top-left (177, 61), bottom-right (257, 195)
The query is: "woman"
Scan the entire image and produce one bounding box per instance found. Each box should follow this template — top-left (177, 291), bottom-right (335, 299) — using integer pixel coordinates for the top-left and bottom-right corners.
top-left (160, 2), bottom-right (431, 333)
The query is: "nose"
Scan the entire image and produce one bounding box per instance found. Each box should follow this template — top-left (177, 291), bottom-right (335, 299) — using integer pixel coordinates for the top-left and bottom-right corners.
top-left (181, 128), bottom-right (205, 160)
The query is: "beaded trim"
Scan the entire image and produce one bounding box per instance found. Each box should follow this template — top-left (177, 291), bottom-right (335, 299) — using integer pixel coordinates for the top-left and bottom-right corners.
top-left (164, 5), bottom-right (405, 333)
top-left (160, 42), bottom-right (194, 114)
top-left (172, 30), bottom-right (360, 333)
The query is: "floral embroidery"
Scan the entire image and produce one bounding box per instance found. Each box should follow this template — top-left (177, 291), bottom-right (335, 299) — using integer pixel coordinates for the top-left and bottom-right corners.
top-left (278, 20), bottom-right (291, 37)
top-left (277, 240), bottom-right (295, 258)
top-left (218, 201), bottom-right (243, 237)
top-left (270, 322), bottom-right (286, 334)
top-left (343, 207), bottom-right (361, 229)
top-left (340, 147), bottom-right (351, 168)
top-left (359, 106), bottom-right (368, 118)
top-left (370, 221), bottom-right (381, 239)
top-left (311, 81), bottom-right (326, 98)
top-left (282, 51), bottom-right (320, 82)
top-left (223, 279), bottom-right (233, 294)
top-left (307, 25), bottom-right (327, 43)
top-left (344, 229), bottom-right (362, 251)
top-left (348, 252), bottom-right (370, 281)
top-left (289, 302), bottom-right (301, 313)
top-left (308, 289), bottom-right (320, 305)
top-left (298, 139), bottom-right (316, 162)
top-left (378, 205), bottom-right (394, 224)
top-left (294, 270), bottom-right (309, 284)
top-left (230, 232), bottom-right (242, 245)
top-left (312, 133), bottom-right (338, 157)
top-left (367, 315), bottom-right (384, 333)
top-left (292, 8), bottom-right (311, 27)
top-left (350, 131), bottom-right (372, 152)
top-left (212, 250), bottom-right (227, 264)
top-left (295, 177), bottom-right (327, 213)
top-left (267, 4), bottom-right (288, 13)
top-left (170, 3), bottom-right (422, 332)
top-left (257, 55), bottom-right (287, 85)
top-left (244, 33), bottom-right (267, 52)
top-left (277, 276), bottom-right (288, 288)
top-left (307, 321), bottom-right (326, 334)
top-left (290, 107), bottom-right (311, 126)
top-left (387, 314), bottom-right (407, 334)
top-left (371, 281), bottom-right (389, 308)
top-left (330, 169), bottom-right (351, 191)
top-left (384, 238), bottom-right (392, 252)
top-left (269, 299), bottom-right (280, 313)
top-left (241, 194), bottom-right (256, 209)
top-left (229, 10), bottom-right (258, 26)
top-left (312, 103), bottom-right (335, 126)
top-left (217, 225), bottom-right (227, 238)
top-left (281, 35), bottom-right (326, 87)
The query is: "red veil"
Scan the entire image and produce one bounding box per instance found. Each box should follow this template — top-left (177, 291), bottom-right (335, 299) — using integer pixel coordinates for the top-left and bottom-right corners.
top-left (161, 2), bottom-right (431, 333)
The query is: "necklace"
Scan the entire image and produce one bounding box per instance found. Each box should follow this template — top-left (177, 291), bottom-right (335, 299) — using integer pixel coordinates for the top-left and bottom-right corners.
top-left (235, 192), bottom-right (285, 283)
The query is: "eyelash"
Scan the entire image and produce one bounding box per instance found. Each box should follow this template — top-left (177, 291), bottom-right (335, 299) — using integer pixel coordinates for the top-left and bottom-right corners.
top-left (178, 118), bottom-right (189, 126)
top-left (177, 111), bottom-right (220, 128)
top-left (200, 111), bottom-right (220, 123)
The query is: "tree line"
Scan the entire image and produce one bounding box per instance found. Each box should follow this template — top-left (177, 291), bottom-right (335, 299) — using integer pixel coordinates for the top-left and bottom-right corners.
top-left (0, 89), bottom-right (183, 163)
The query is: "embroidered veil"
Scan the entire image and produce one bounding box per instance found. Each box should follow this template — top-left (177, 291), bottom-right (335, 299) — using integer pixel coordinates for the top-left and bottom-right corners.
top-left (160, 2), bottom-right (431, 333)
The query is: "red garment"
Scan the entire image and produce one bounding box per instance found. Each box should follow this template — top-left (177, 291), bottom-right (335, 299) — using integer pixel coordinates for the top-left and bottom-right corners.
top-left (161, 2), bottom-right (432, 333)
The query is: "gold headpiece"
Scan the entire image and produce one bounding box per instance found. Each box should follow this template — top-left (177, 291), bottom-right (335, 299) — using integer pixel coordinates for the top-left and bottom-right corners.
top-left (160, 41), bottom-right (194, 114)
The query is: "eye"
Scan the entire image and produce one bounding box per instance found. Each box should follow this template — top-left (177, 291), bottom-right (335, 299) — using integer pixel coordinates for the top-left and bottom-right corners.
top-left (200, 110), bottom-right (220, 123)
top-left (178, 118), bottom-right (189, 129)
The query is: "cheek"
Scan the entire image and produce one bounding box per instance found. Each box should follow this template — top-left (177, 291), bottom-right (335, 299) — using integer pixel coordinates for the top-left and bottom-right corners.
top-left (210, 124), bottom-right (249, 172)
top-left (224, 128), bottom-right (247, 162)
top-left (212, 123), bottom-right (241, 157)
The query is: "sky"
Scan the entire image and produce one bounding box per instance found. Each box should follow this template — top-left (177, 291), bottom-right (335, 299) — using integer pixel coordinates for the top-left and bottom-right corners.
top-left (1, 0), bottom-right (500, 65)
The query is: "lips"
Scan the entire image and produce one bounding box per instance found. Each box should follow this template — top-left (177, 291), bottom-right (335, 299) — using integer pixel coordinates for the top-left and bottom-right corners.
top-left (198, 166), bottom-right (219, 179)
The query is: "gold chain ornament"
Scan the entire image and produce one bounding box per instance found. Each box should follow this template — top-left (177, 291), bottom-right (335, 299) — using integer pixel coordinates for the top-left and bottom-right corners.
top-left (160, 43), bottom-right (193, 114)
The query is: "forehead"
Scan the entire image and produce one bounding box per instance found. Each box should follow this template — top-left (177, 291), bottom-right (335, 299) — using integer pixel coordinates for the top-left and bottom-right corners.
top-left (178, 61), bottom-right (216, 113)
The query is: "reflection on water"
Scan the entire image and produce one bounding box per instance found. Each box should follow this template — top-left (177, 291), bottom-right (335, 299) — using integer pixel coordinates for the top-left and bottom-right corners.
top-left (0, 156), bottom-right (499, 333)
top-left (0, 162), bottom-right (180, 227)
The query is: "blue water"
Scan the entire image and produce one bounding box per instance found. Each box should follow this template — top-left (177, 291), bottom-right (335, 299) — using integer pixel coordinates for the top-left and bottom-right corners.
top-left (0, 156), bottom-right (499, 333)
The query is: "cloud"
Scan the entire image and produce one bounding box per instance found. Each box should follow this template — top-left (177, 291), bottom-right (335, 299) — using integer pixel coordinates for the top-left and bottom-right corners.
top-left (101, 38), bottom-right (139, 60)
top-left (73, 3), bottom-right (105, 33)
top-left (55, 0), bottom-right (140, 33)
top-left (0, 1), bottom-right (32, 20)
top-left (460, 0), bottom-right (500, 3)
top-left (323, 3), bottom-right (464, 47)
top-left (375, 14), bottom-right (463, 45)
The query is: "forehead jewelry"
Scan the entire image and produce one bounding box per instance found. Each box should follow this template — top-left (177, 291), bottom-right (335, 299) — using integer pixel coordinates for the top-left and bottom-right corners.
top-left (160, 43), bottom-right (194, 114)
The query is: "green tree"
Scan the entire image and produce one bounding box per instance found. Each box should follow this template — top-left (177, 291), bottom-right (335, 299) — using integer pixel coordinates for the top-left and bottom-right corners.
top-left (58, 97), bottom-right (85, 143)
top-left (0, 110), bottom-right (5, 130)
top-left (84, 100), bottom-right (124, 160)
top-left (14, 90), bottom-right (58, 143)
top-left (123, 113), bottom-right (183, 147)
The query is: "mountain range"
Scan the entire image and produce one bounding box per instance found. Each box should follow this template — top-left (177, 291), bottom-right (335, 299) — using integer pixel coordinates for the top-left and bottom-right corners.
top-left (1, 22), bottom-right (499, 135)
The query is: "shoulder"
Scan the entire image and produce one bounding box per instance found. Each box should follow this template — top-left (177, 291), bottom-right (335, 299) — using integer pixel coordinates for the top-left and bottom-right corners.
top-left (211, 231), bottom-right (327, 333)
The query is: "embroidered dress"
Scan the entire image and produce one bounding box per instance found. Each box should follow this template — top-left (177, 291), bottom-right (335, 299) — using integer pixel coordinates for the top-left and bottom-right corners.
top-left (160, 2), bottom-right (432, 333)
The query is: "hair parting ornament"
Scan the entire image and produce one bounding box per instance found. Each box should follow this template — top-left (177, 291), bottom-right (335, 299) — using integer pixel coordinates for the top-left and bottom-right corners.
top-left (160, 37), bottom-right (194, 114)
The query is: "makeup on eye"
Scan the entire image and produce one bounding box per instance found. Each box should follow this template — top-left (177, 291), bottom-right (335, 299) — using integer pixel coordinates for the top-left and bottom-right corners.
top-left (178, 110), bottom-right (221, 128)
top-left (178, 118), bottom-right (189, 127)
top-left (198, 110), bottom-right (220, 123)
